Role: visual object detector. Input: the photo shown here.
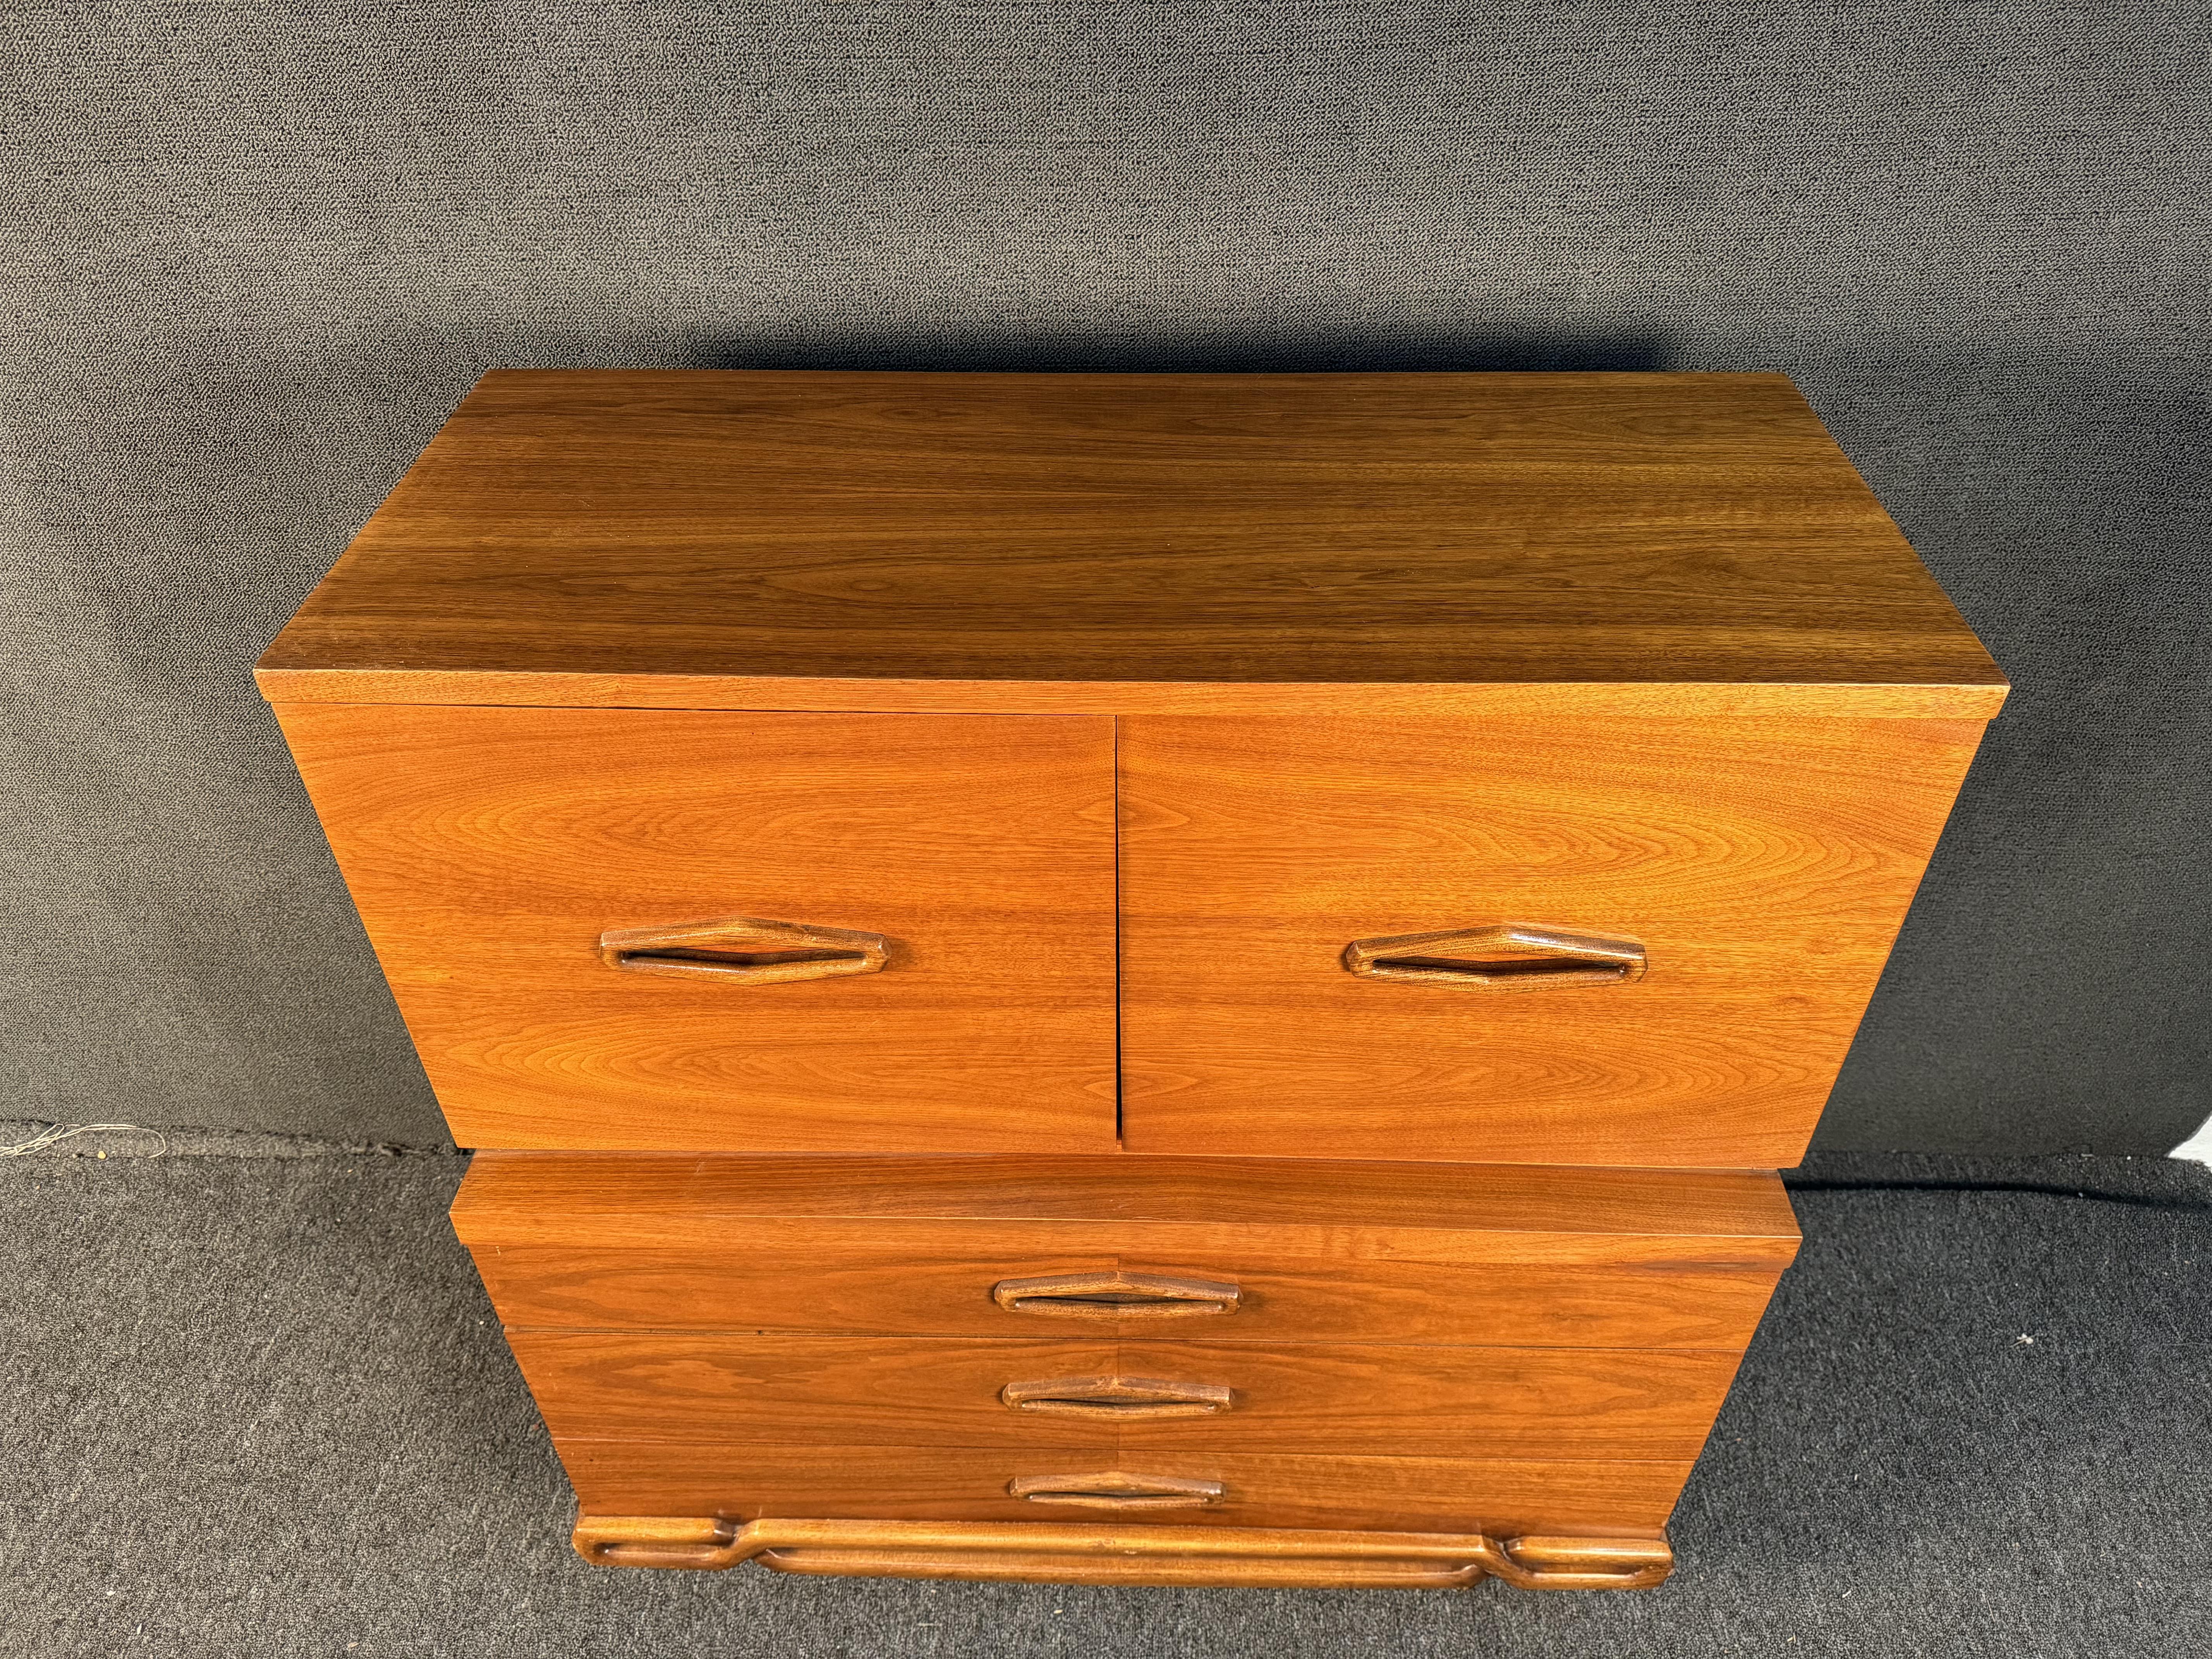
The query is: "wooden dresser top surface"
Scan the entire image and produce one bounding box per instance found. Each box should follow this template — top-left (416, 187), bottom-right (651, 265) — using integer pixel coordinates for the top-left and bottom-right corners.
top-left (258, 369), bottom-right (2005, 717)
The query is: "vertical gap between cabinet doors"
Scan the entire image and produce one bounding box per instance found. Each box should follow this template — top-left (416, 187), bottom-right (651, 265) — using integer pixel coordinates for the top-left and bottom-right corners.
top-left (1112, 715), bottom-right (1123, 1145)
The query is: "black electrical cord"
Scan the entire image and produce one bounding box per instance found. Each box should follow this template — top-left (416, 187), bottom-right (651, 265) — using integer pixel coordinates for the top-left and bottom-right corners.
top-left (1781, 1175), bottom-right (2212, 1211)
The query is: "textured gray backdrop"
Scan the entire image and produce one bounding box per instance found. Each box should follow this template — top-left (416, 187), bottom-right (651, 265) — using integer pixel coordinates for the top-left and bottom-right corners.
top-left (3, 2), bottom-right (2205, 1152)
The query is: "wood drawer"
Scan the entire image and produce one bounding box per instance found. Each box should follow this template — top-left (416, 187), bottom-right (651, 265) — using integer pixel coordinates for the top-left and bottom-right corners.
top-left (554, 1441), bottom-right (1693, 1536)
top-left (1120, 713), bottom-right (1986, 1166)
top-left (274, 704), bottom-right (1118, 1153)
top-left (508, 1333), bottom-right (1745, 1460)
top-left (455, 1154), bottom-right (1798, 1346)
top-left (476, 1243), bottom-right (1784, 1347)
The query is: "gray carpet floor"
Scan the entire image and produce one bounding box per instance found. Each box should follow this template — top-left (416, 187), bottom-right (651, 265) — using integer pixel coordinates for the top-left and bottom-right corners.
top-left (5, 1148), bottom-right (2208, 1657)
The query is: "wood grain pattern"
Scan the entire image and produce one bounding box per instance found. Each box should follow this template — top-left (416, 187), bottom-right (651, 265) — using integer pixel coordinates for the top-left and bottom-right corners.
top-left (553, 1440), bottom-right (1696, 1536)
top-left (472, 1242), bottom-right (1786, 1347)
top-left (255, 370), bottom-right (2006, 717)
top-left (1120, 713), bottom-right (1988, 1165)
top-left (505, 1333), bottom-right (1747, 1460)
top-left (454, 1154), bottom-right (1795, 1346)
top-left (273, 704), bottom-right (1116, 1152)
top-left (258, 673), bottom-right (2006, 718)
top-left (450, 1152), bottom-right (1802, 1240)
top-left (568, 1516), bottom-right (1674, 1589)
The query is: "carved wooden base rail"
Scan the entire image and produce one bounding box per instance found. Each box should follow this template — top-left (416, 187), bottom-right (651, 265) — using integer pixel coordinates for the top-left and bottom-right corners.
top-left (570, 1516), bottom-right (1674, 1590)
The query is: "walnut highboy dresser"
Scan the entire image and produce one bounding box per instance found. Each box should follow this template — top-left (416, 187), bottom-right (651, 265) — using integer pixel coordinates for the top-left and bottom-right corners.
top-left (260, 371), bottom-right (2005, 1590)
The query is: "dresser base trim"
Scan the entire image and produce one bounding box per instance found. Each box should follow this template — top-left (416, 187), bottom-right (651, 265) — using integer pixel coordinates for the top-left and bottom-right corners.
top-left (570, 1515), bottom-right (1673, 1589)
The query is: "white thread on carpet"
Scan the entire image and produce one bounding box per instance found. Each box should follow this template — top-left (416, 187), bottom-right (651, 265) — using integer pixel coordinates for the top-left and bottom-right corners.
top-left (0, 1121), bottom-right (170, 1158)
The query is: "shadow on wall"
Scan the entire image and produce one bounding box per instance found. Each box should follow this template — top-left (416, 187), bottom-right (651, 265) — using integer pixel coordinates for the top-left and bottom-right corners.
top-left (695, 330), bottom-right (1679, 374)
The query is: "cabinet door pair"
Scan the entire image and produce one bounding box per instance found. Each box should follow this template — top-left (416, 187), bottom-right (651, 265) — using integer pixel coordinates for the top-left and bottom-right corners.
top-left (278, 704), bottom-right (1981, 1167)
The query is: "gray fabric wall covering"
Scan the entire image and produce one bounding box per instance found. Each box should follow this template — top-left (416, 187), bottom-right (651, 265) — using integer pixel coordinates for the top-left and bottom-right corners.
top-left (3, 3), bottom-right (2205, 1152)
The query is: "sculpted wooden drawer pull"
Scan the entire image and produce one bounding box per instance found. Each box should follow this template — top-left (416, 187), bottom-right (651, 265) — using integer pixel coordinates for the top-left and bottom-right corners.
top-left (570, 1515), bottom-right (1677, 1589)
top-left (1008, 1472), bottom-right (1226, 1510)
top-left (596, 915), bottom-right (890, 986)
top-left (1001, 1375), bottom-right (1235, 1419)
top-left (1342, 924), bottom-right (1647, 989)
top-left (992, 1271), bottom-right (1241, 1320)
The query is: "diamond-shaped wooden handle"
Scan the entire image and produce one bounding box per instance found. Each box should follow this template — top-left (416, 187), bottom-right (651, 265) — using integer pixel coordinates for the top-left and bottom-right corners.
top-left (1006, 1471), bottom-right (1227, 1510)
top-left (1342, 924), bottom-right (1646, 989)
top-left (597, 915), bottom-right (890, 986)
top-left (991, 1271), bottom-right (1241, 1319)
top-left (1000, 1375), bottom-right (1235, 1419)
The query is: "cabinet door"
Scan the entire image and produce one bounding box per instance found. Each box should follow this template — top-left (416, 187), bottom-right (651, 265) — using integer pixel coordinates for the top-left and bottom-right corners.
top-left (275, 705), bottom-right (1117, 1152)
top-left (1118, 714), bottom-right (1984, 1166)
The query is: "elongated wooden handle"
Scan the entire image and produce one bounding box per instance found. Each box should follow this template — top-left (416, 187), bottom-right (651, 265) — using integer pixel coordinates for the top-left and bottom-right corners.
top-left (1007, 1472), bottom-right (1226, 1510)
top-left (572, 1516), bottom-right (1675, 1589)
top-left (1001, 1375), bottom-right (1234, 1419)
top-left (992, 1271), bottom-right (1240, 1320)
top-left (574, 1516), bottom-right (746, 1570)
top-left (598, 915), bottom-right (889, 985)
top-left (1343, 924), bottom-right (1646, 989)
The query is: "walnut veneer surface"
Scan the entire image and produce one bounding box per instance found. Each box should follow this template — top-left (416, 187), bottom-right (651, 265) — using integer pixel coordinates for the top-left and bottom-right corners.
top-left (455, 1152), bottom-right (1799, 1350)
top-left (256, 369), bottom-right (2004, 716)
top-left (263, 369), bottom-right (2001, 1589)
top-left (272, 703), bottom-right (1118, 1153)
